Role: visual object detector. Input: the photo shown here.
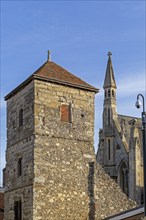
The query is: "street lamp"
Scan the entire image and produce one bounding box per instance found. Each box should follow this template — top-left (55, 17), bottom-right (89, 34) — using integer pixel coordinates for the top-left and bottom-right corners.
top-left (135, 94), bottom-right (146, 215)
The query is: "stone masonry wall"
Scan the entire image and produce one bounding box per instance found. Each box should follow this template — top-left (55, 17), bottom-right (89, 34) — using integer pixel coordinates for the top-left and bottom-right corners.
top-left (33, 80), bottom-right (96, 220)
top-left (4, 82), bottom-right (34, 220)
top-left (94, 163), bottom-right (136, 219)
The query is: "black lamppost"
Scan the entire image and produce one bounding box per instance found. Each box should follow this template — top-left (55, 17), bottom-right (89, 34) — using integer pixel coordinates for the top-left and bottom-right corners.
top-left (135, 94), bottom-right (146, 215)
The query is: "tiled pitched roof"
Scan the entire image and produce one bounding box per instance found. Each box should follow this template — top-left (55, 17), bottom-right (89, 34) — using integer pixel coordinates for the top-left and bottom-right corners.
top-left (5, 60), bottom-right (99, 100)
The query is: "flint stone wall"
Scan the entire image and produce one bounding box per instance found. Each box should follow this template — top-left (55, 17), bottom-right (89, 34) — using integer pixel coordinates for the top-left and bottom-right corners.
top-left (4, 82), bottom-right (34, 220)
top-left (4, 79), bottom-right (136, 220)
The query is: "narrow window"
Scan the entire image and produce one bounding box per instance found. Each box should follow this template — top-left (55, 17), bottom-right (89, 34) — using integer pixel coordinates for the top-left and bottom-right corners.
top-left (18, 158), bottom-right (22, 177)
top-left (14, 200), bottom-right (22, 220)
top-left (108, 139), bottom-right (111, 160)
top-left (105, 90), bottom-right (107, 98)
top-left (108, 89), bottom-right (110, 97)
top-left (19, 109), bottom-right (23, 127)
top-left (112, 90), bottom-right (114, 97)
top-left (108, 108), bottom-right (110, 125)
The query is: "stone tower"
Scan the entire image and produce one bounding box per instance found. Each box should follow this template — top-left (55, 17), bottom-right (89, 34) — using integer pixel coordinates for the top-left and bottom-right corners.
top-left (4, 54), bottom-right (99, 220)
top-left (102, 52), bottom-right (117, 180)
top-left (4, 53), bottom-right (137, 220)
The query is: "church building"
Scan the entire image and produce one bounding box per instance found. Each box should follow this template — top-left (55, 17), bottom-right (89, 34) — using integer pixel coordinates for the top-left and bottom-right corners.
top-left (96, 52), bottom-right (143, 205)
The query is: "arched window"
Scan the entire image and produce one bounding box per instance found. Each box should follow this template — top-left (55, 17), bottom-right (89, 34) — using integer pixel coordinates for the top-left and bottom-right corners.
top-left (108, 139), bottom-right (111, 160)
top-left (112, 90), bottom-right (114, 97)
top-left (108, 108), bottom-right (110, 125)
top-left (105, 90), bottom-right (107, 98)
top-left (119, 160), bottom-right (128, 195)
top-left (108, 89), bottom-right (110, 97)
top-left (19, 109), bottom-right (23, 127)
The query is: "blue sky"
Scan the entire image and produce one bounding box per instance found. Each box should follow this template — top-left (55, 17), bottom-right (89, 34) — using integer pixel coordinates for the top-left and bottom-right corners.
top-left (0, 1), bottom-right (145, 186)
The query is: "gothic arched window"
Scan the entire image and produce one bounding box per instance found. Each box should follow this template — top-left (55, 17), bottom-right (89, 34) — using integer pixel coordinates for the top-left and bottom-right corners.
top-left (108, 139), bottom-right (111, 160)
top-left (119, 160), bottom-right (128, 196)
top-left (108, 108), bottom-right (110, 125)
top-left (19, 109), bottom-right (23, 127)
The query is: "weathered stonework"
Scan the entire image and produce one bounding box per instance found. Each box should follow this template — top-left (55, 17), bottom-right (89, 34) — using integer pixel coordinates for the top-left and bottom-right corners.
top-left (4, 82), bottom-right (34, 220)
top-left (4, 59), bottom-right (136, 220)
top-left (33, 80), bottom-right (96, 220)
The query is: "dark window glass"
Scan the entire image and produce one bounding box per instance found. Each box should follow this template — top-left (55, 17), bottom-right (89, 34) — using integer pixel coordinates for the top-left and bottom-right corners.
top-left (18, 158), bottom-right (22, 177)
top-left (108, 139), bottom-right (111, 160)
top-left (19, 109), bottom-right (23, 127)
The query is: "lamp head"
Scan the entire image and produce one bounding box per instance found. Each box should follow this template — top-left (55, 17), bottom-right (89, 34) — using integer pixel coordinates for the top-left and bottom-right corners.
top-left (135, 99), bottom-right (142, 109)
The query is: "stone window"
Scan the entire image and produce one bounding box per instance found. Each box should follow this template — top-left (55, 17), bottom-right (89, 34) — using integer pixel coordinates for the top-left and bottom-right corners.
top-left (18, 158), bottom-right (22, 177)
top-left (108, 89), bottom-right (110, 97)
top-left (105, 90), bottom-right (107, 98)
top-left (119, 160), bottom-right (128, 195)
top-left (112, 90), bottom-right (114, 97)
top-left (14, 199), bottom-right (22, 220)
top-left (60, 104), bottom-right (72, 123)
top-left (108, 139), bottom-right (111, 160)
top-left (19, 109), bottom-right (23, 127)
top-left (108, 108), bottom-right (110, 126)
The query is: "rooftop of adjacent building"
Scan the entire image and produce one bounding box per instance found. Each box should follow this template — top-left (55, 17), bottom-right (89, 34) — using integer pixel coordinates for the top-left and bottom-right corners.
top-left (104, 205), bottom-right (144, 220)
top-left (5, 51), bottom-right (99, 100)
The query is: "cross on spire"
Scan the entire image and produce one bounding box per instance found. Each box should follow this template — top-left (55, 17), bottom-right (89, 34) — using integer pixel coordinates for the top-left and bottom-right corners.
top-left (47, 50), bottom-right (51, 61)
top-left (108, 51), bottom-right (112, 57)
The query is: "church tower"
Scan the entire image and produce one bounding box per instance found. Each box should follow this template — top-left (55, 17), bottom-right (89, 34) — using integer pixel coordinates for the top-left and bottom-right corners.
top-left (102, 52), bottom-right (117, 179)
top-left (97, 52), bottom-right (117, 180)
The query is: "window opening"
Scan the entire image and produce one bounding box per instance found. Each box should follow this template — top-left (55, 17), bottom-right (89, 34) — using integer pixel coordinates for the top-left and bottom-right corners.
top-left (14, 200), bottom-right (22, 220)
top-left (19, 109), bottom-right (23, 127)
top-left (119, 161), bottom-right (128, 195)
top-left (18, 158), bottom-right (22, 177)
top-left (105, 90), bottom-right (107, 98)
top-left (108, 139), bottom-right (111, 160)
top-left (108, 90), bottom-right (110, 97)
top-left (108, 108), bottom-right (110, 125)
top-left (112, 90), bottom-right (114, 97)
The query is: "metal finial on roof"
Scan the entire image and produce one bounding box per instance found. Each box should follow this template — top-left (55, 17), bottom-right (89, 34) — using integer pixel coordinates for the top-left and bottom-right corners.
top-left (47, 50), bottom-right (51, 61)
top-left (108, 51), bottom-right (112, 57)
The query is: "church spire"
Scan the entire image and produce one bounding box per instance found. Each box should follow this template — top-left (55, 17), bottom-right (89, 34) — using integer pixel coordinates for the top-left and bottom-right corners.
top-left (103, 52), bottom-right (117, 89)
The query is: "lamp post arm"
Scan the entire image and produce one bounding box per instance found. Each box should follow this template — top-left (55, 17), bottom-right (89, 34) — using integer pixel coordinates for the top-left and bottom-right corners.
top-left (137, 94), bottom-right (145, 113)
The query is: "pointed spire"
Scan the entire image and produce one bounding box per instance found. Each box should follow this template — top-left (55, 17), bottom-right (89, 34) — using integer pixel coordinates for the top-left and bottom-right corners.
top-left (103, 52), bottom-right (117, 89)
